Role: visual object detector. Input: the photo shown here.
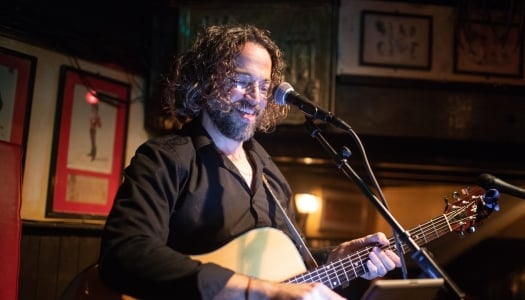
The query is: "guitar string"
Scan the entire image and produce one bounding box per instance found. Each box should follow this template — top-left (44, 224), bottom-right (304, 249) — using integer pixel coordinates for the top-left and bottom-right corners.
top-left (287, 202), bottom-right (478, 288)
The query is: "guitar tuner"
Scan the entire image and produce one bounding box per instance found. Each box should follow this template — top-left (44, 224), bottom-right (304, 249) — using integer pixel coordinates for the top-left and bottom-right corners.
top-left (486, 203), bottom-right (500, 211)
top-left (483, 188), bottom-right (501, 211)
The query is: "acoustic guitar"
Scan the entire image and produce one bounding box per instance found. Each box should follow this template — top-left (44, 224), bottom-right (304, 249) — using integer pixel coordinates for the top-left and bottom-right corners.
top-left (64, 186), bottom-right (499, 299)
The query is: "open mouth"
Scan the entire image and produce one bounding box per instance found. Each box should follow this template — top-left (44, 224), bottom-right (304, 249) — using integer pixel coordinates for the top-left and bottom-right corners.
top-left (237, 106), bottom-right (256, 116)
top-left (234, 102), bottom-right (258, 120)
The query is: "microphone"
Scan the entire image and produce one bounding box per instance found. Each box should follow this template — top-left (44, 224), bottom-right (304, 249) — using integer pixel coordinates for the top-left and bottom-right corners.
top-left (478, 173), bottom-right (525, 199)
top-left (273, 82), bottom-right (351, 131)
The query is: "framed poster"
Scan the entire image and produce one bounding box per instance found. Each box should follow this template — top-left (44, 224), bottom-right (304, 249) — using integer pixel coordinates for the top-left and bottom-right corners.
top-left (454, 21), bottom-right (523, 78)
top-left (46, 65), bottom-right (130, 219)
top-left (0, 47), bottom-right (36, 149)
top-left (359, 10), bottom-right (433, 70)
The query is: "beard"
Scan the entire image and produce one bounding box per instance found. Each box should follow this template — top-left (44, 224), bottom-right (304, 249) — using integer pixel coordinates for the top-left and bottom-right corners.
top-left (206, 99), bottom-right (261, 142)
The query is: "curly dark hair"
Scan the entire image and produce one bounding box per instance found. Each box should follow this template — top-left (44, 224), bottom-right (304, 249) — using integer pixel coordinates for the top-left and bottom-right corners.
top-left (162, 24), bottom-right (289, 132)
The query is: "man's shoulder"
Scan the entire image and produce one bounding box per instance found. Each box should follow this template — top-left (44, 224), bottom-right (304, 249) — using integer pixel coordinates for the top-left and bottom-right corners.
top-left (146, 133), bottom-right (194, 153)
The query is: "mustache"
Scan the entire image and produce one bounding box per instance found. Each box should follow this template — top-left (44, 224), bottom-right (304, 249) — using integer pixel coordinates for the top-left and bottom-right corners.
top-left (231, 99), bottom-right (260, 114)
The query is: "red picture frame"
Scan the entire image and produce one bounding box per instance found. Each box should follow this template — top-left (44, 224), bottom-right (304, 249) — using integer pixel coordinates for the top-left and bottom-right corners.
top-left (0, 47), bottom-right (36, 149)
top-left (47, 65), bottom-right (130, 219)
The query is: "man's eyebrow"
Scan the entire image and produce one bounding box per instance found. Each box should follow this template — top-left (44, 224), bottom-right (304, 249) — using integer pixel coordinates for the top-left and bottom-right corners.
top-left (235, 70), bottom-right (272, 82)
top-left (235, 73), bottom-right (271, 83)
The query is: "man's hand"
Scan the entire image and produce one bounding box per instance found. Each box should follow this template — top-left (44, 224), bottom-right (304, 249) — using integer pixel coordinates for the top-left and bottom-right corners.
top-left (327, 232), bottom-right (401, 280)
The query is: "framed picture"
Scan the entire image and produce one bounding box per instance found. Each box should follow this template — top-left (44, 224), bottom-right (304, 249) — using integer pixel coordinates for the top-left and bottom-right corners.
top-left (359, 10), bottom-right (433, 70)
top-left (454, 21), bottom-right (523, 77)
top-left (0, 47), bottom-right (36, 148)
top-left (46, 65), bottom-right (130, 219)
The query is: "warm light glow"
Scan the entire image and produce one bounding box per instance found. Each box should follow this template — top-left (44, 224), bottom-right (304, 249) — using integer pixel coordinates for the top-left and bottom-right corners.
top-left (303, 157), bottom-right (314, 164)
top-left (85, 90), bottom-right (98, 104)
top-left (295, 193), bottom-right (320, 214)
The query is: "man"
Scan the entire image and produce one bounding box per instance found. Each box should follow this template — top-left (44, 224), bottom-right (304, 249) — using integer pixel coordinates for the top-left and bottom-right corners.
top-left (98, 24), bottom-right (400, 299)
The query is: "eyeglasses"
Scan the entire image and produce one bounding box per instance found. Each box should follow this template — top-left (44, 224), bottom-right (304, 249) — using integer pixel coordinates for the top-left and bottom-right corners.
top-left (230, 75), bottom-right (271, 98)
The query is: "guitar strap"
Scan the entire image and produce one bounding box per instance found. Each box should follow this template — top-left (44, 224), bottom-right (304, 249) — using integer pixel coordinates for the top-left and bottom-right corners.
top-left (261, 174), bottom-right (318, 270)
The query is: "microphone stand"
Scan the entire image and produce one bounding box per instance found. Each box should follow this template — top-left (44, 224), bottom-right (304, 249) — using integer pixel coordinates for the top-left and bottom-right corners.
top-left (303, 118), bottom-right (466, 300)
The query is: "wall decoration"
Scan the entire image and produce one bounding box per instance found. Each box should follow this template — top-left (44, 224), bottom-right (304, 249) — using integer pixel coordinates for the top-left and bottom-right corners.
top-left (359, 10), bottom-right (433, 70)
top-left (336, 74), bottom-right (525, 143)
top-left (47, 65), bottom-right (130, 219)
top-left (0, 47), bottom-right (36, 150)
top-left (454, 21), bottom-right (523, 78)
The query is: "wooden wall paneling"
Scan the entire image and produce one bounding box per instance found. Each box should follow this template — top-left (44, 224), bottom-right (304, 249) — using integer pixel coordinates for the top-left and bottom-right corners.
top-left (55, 235), bottom-right (101, 298)
top-left (19, 235), bottom-right (40, 300)
top-left (335, 75), bottom-right (525, 144)
top-left (77, 236), bottom-right (101, 268)
top-left (56, 236), bottom-right (81, 299)
top-left (19, 224), bottom-right (103, 300)
top-left (35, 235), bottom-right (61, 300)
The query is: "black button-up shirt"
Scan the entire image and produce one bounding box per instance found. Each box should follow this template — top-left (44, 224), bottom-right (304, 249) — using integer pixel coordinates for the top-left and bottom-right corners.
top-left (99, 121), bottom-right (319, 299)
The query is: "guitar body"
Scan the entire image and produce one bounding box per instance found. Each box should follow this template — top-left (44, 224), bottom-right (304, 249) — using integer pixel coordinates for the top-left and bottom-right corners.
top-left (191, 227), bottom-right (307, 282)
top-left (63, 228), bottom-right (306, 300)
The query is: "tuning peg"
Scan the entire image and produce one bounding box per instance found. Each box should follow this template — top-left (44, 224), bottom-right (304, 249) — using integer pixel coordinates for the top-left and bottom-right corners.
top-left (468, 226), bottom-right (476, 233)
top-left (484, 189), bottom-right (501, 211)
top-left (486, 202), bottom-right (500, 212)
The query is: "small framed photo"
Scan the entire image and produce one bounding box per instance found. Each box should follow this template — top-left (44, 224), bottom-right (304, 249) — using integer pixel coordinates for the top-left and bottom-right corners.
top-left (46, 65), bottom-right (130, 219)
top-left (359, 10), bottom-right (433, 70)
top-left (454, 21), bottom-right (523, 78)
top-left (0, 47), bottom-right (36, 149)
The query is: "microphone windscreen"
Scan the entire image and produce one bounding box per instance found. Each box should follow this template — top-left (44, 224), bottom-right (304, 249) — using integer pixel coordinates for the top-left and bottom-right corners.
top-left (477, 173), bottom-right (495, 188)
top-left (273, 82), bottom-right (294, 106)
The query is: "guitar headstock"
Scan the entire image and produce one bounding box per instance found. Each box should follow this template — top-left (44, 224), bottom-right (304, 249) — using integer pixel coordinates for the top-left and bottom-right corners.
top-left (444, 186), bottom-right (500, 235)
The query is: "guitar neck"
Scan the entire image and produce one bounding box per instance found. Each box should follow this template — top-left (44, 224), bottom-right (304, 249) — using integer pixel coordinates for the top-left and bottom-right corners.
top-left (284, 214), bottom-right (452, 289)
top-left (387, 213), bottom-right (453, 255)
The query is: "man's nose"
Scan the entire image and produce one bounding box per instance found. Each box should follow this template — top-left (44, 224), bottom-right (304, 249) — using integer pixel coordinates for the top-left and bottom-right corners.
top-left (245, 82), bottom-right (266, 98)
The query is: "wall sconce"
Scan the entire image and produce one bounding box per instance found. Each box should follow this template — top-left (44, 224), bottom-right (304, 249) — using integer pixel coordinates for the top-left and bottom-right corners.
top-left (85, 89), bottom-right (127, 107)
top-left (295, 193), bottom-right (320, 214)
top-left (295, 193), bottom-right (321, 237)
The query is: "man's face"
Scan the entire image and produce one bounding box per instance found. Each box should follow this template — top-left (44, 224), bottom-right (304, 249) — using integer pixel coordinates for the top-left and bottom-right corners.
top-left (207, 42), bottom-right (272, 141)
